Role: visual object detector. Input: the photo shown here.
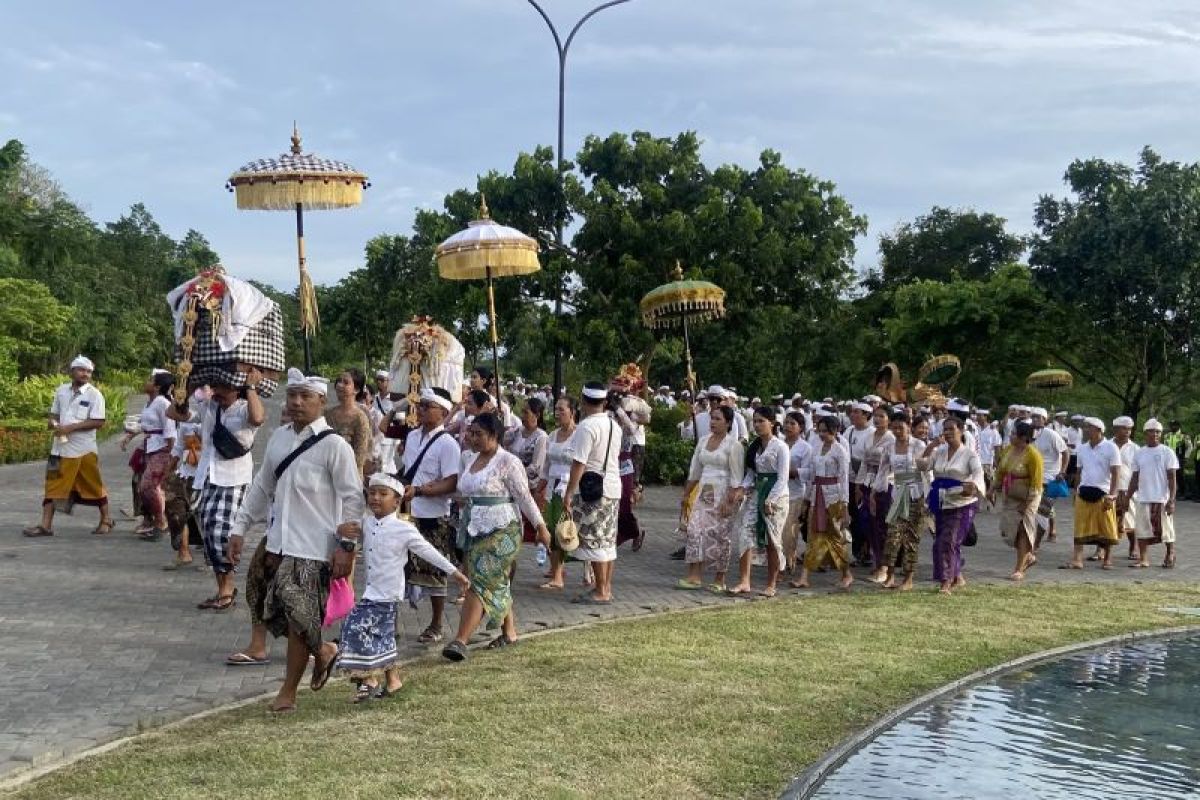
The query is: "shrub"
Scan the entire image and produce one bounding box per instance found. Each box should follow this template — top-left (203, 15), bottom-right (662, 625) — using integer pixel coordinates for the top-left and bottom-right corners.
top-left (643, 430), bottom-right (695, 486)
top-left (0, 376), bottom-right (131, 464)
top-left (0, 421), bottom-right (51, 465)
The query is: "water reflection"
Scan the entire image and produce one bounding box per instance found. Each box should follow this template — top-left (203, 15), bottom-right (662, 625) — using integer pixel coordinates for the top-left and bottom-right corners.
top-left (810, 634), bottom-right (1200, 799)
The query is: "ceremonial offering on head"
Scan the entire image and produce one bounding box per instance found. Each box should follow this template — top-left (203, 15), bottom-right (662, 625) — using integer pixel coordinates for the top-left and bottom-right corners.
top-left (874, 362), bottom-right (908, 404)
top-left (166, 265), bottom-right (286, 408)
top-left (386, 316), bottom-right (466, 437)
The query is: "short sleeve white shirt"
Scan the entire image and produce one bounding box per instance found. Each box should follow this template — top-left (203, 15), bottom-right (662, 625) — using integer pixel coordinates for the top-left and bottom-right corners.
top-left (1034, 427), bottom-right (1068, 480)
top-left (194, 399), bottom-right (259, 490)
top-left (139, 395), bottom-right (177, 454)
top-left (1076, 438), bottom-right (1121, 493)
top-left (1132, 444), bottom-right (1179, 504)
top-left (50, 382), bottom-right (106, 458)
top-left (404, 425), bottom-right (461, 519)
top-left (569, 412), bottom-right (622, 499)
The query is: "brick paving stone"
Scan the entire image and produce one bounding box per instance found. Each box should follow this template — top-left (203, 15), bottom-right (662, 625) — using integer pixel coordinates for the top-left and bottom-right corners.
top-left (1, 392), bottom-right (1197, 781)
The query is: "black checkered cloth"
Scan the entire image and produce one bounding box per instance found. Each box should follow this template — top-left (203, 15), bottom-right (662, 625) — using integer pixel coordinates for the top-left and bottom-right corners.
top-left (179, 304), bottom-right (285, 370)
top-left (198, 483), bottom-right (248, 575)
top-left (231, 152), bottom-right (364, 178)
top-left (187, 366), bottom-right (279, 399)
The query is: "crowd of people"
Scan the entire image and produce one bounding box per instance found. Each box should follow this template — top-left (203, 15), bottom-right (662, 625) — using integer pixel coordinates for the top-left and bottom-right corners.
top-left (20, 356), bottom-right (1185, 711)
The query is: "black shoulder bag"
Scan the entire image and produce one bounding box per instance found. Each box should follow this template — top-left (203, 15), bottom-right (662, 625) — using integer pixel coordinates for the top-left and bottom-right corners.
top-left (274, 429), bottom-right (336, 480)
top-left (401, 430), bottom-right (449, 484)
top-left (212, 404), bottom-right (252, 460)
top-left (578, 419), bottom-right (615, 503)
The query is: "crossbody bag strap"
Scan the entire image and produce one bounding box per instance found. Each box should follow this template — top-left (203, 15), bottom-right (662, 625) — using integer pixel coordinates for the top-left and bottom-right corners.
top-left (601, 419), bottom-right (615, 472)
top-left (274, 429), bottom-right (336, 480)
top-left (402, 430), bottom-right (449, 484)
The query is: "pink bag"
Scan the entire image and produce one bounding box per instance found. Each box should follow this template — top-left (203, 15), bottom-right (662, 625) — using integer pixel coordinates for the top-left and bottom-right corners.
top-left (323, 577), bottom-right (355, 628)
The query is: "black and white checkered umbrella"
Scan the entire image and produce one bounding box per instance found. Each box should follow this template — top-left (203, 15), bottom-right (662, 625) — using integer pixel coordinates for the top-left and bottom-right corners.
top-left (225, 126), bottom-right (369, 371)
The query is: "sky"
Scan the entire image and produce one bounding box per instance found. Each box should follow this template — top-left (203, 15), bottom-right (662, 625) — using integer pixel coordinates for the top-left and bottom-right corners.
top-left (4, 0), bottom-right (1199, 290)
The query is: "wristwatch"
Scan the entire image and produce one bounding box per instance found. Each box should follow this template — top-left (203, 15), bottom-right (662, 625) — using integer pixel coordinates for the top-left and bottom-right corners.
top-left (337, 538), bottom-right (358, 553)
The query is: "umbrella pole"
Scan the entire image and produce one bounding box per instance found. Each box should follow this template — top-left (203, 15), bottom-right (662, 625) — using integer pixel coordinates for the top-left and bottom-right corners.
top-left (683, 313), bottom-right (698, 443)
top-left (486, 266), bottom-right (501, 394)
top-left (295, 202), bottom-right (313, 374)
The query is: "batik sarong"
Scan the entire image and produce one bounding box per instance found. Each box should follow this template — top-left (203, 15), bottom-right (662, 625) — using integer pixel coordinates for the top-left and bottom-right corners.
top-left (685, 483), bottom-right (737, 572)
top-left (336, 599), bottom-right (399, 678)
top-left (262, 555), bottom-right (330, 653)
top-left (465, 520), bottom-right (522, 624)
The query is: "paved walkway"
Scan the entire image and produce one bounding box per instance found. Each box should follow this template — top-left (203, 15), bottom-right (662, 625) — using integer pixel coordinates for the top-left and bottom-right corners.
top-left (2, 401), bottom-right (1197, 780)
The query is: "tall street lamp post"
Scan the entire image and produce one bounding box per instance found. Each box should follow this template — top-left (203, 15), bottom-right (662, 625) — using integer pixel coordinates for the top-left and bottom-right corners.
top-left (526, 0), bottom-right (633, 402)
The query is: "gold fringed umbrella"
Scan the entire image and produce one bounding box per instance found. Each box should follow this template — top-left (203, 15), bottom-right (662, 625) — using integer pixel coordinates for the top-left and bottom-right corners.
top-left (435, 196), bottom-right (540, 390)
top-left (1027, 367), bottom-right (1073, 412)
top-left (640, 261), bottom-right (726, 440)
top-left (226, 124), bottom-right (369, 371)
top-left (913, 353), bottom-right (961, 406)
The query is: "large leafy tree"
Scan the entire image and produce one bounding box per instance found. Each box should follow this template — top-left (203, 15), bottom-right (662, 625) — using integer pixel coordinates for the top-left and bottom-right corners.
top-left (569, 131), bottom-right (866, 392)
top-left (0, 277), bottom-right (74, 380)
top-left (1030, 147), bottom-right (1200, 417)
top-left (873, 206), bottom-right (1025, 288)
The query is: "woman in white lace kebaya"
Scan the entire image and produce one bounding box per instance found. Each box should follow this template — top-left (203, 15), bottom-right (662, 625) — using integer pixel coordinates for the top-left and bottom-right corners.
top-left (677, 406), bottom-right (744, 593)
top-left (443, 413), bottom-right (550, 661)
top-left (505, 397), bottom-right (549, 544)
top-left (535, 396), bottom-right (578, 590)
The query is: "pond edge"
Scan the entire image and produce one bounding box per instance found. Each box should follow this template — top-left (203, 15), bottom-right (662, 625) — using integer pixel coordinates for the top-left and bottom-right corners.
top-left (778, 623), bottom-right (1200, 800)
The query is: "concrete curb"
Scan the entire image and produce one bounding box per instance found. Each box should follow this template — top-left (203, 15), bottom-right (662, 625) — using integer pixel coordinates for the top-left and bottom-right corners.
top-left (0, 590), bottom-right (757, 793)
top-left (777, 624), bottom-right (1200, 800)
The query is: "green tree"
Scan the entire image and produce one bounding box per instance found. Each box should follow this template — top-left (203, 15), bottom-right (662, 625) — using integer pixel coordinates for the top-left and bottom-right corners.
top-left (1030, 147), bottom-right (1200, 417)
top-left (881, 264), bottom-right (1056, 404)
top-left (0, 277), bottom-right (74, 379)
top-left (873, 206), bottom-right (1025, 289)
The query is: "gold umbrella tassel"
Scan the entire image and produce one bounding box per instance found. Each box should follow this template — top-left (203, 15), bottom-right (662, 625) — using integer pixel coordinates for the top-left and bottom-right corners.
top-left (298, 265), bottom-right (320, 337)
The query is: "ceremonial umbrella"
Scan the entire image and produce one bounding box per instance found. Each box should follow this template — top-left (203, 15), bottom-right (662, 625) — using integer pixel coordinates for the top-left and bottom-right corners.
top-left (226, 125), bottom-right (369, 372)
top-left (1027, 367), bottom-right (1073, 411)
top-left (640, 261), bottom-right (727, 441)
top-left (435, 197), bottom-right (540, 390)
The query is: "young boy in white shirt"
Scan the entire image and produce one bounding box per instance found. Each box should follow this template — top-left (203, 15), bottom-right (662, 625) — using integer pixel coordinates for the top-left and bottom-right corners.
top-left (335, 474), bottom-right (468, 702)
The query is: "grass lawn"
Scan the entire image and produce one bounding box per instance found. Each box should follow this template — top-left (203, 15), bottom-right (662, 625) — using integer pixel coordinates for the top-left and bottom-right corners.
top-left (11, 583), bottom-right (1200, 800)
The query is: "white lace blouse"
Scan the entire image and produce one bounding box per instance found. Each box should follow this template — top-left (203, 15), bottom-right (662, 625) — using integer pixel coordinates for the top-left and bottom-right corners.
top-left (740, 436), bottom-right (791, 504)
top-left (458, 449), bottom-right (546, 537)
top-left (506, 426), bottom-right (549, 484)
top-left (538, 428), bottom-right (576, 497)
top-left (808, 440), bottom-right (850, 506)
top-left (856, 428), bottom-right (895, 486)
top-left (686, 433), bottom-right (745, 490)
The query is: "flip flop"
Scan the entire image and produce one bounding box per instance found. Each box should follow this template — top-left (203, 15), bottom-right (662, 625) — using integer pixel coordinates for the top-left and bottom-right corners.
top-left (537, 582), bottom-right (564, 591)
top-left (759, 587), bottom-right (778, 598)
top-left (674, 579), bottom-right (702, 590)
top-left (267, 703), bottom-right (296, 715)
top-left (706, 583), bottom-right (727, 594)
top-left (724, 587), bottom-right (753, 596)
top-left (570, 594), bottom-right (613, 605)
top-left (22, 526), bottom-right (53, 537)
top-left (91, 520), bottom-right (115, 535)
top-left (310, 651), bottom-right (337, 691)
top-left (486, 635), bottom-right (517, 650)
top-left (1057, 564), bottom-right (1083, 570)
top-left (226, 652), bottom-right (271, 666)
top-left (1129, 563), bottom-right (1149, 569)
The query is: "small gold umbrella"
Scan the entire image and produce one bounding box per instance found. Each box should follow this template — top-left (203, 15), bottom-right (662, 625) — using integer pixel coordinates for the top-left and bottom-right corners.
top-left (435, 196), bottom-right (540, 389)
top-left (640, 261), bottom-right (726, 440)
top-left (1027, 367), bottom-right (1073, 412)
top-left (226, 124), bottom-right (369, 371)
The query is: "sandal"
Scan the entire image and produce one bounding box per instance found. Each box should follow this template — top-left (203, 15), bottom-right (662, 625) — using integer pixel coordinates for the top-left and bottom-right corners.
top-left (352, 682), bottom-right (377, 704)
top-left (197, 595), bottom-right (221, 610)
top-left (91, 520), bottom-right (115, 535)
top-left (442, 640), bottom-right (468, 662)
top-left (760, 587), bottom-right (778, 598)
top-left (537, 582), bottom-right (564, 591)
top-left (417, 626), bottom-right (444, 644)
top-left (213, 590), bottom-right (238, 611)
top-left (706, 583), bottom-right (727, 594)
top-left (486, 635), bottom-right (517, 650)
top-left (22, 525), bottom-right (53, 537)
top-left (310, 649), bottom-right (337, 691)
top-left (675, 579), bottom-right (702, 590)
top-left (226, 652), bottom-right (271, 666)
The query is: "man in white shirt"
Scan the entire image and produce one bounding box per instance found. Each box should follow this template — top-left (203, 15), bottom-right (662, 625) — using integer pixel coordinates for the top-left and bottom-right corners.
top-left (1031, 407), bottom-right (1069, 547)
top-left (227, 369), bottom-right (365, 714)
top-left (1065, 417), bottom-right (1121, 569)
top-left (1128, 418), bottom-right (1179, 568)
top-left (371, 369), bottom-right (398, 473)
top-left (844, 402), bottom-right (872, 564)
top-left (563, 381), bottom-right (623, 604)
top-left (1111, 416), bottom-right (1140, 561)
top-left (691, 385), bottom-right (722, 440)
top-left (653, 385), bottom-right (676, 408)
top-left (1065, 414), bottom-right (1084, 488)
top-left (168, 369), bottom-right (266, 612)
top-left (976, 411), bottom-right (1002, 492)
top-left (24, 355), bottom-right (113, 537)
top-left (400, 388), bottom-right (462, 643)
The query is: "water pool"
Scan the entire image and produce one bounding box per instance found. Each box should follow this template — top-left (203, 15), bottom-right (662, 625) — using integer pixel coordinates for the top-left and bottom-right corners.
top-left (808, 632), bottom-right (1200, 799)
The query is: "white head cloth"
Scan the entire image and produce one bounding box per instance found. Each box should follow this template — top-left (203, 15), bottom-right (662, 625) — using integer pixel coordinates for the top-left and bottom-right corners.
top-left (1143, 418), bottom-right (1164, 432)
top-left (70, 355), bottom-right (95, 371)
top-left (1031, 407), bottom-right (1048, 419)
top-left (286, 367), bottom-right (329, 396)
top-left (1112, 416), bottom-right (1134, 429)
top-left (1082, 416), bottom-right (1105, 432)
top-left (582, 385), bottom-right (609, 401)
top-left (368, 473), bottom-right (405, 495)
top-left (420, 388), bottom-right (453, 412)
top-left (705, 384), bottom-right (725, 398)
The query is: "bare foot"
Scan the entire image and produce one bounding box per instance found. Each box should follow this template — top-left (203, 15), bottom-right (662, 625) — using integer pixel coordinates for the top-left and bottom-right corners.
top-left (953, 575), bottom-right (967, 588)
top-left (269, 693), bottom-right (297, 713)
top-left (726, 583), bottom-right (754, 595)
top-left (938, 582), bottom-right (953, 595)
top-left (897, 580), bottom-right (914, 592)
top-left (838, 575), bottom-right (853, 590)
top-left (1010, 571), bottom-right (1025, 581)
top-left (789, 579), bottom-right (809, 589)
top-left (881, 579), bottom-right (896, 589)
